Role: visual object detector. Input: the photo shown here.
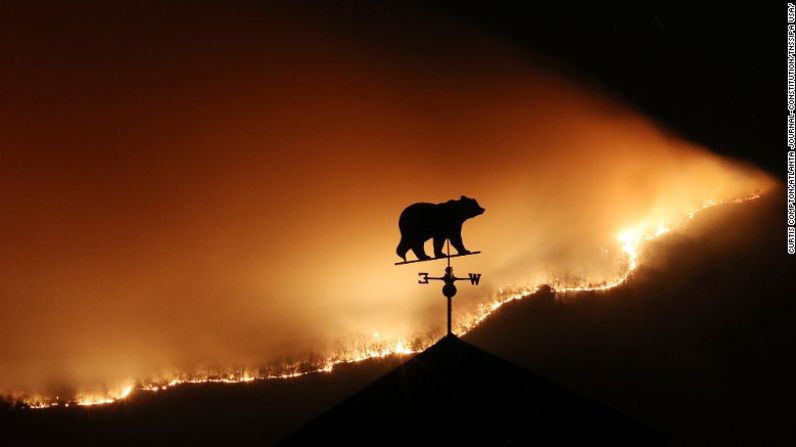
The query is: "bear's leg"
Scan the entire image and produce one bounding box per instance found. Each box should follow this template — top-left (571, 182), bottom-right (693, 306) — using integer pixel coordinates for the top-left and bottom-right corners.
top-left (396, 238), bottom-right (410, 261)
top-left (411, 242), bottom-right (431, 260)
top-left (450, 232), bottom-right (470, 256)
top-left (433, 236), bottom-right (446, 258)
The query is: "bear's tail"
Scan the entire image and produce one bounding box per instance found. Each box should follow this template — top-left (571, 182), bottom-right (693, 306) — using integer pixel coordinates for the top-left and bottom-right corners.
top-left (396, 239), bottom-right (409, 261)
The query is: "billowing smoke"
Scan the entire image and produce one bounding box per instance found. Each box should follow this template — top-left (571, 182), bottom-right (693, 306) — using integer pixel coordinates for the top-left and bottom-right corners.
top-left (0, 2), bottom-right (774, 399)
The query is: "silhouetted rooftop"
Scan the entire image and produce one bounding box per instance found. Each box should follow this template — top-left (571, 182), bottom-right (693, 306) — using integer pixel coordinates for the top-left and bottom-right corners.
top-left (281, 335), bottom-right (665, 445)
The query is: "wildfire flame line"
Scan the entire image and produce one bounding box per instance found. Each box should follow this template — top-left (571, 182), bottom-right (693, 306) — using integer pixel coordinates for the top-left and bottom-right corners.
top-left (18, 192), bottom-right (761, 409)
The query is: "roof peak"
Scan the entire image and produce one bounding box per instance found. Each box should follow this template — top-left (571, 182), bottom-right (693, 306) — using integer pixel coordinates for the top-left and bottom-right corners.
top-left (281, 334), bottom-right (664, 445)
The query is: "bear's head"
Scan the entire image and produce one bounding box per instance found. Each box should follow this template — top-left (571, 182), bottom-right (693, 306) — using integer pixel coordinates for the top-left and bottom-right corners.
top-left (451, 195), bottom-right (485, 220)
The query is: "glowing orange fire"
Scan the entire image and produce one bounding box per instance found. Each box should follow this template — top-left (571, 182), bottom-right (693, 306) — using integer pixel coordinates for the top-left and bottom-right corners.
top-left (18, 192), bottom-right (762, 409)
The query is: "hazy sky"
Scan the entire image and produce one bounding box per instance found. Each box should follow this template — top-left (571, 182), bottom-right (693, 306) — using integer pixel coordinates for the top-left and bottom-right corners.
top-left (0, 1), bottom-right (774, 398)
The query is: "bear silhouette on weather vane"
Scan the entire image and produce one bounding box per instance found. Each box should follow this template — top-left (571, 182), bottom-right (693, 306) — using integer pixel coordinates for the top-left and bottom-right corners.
top-left (394, 195), bottom-right (484, 336)
top-left (396, 195), bottom-right (485, 262)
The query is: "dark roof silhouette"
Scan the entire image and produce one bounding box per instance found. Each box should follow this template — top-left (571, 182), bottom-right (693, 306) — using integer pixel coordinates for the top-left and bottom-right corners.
top-left (281, 335), bottom-right (665, 445)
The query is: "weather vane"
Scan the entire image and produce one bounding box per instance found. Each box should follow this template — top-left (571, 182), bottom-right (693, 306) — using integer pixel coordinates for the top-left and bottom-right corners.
top-left (394, 195), bottom-right (485, 336)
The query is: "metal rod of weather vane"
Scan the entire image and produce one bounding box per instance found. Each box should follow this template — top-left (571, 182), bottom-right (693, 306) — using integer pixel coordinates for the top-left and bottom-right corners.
top-left (447, 296), bottom-right (452, 336)
top-left (446, 240), bottom-right (451, 335)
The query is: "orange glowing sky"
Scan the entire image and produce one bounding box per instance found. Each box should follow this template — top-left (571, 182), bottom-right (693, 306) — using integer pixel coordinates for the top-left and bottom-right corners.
top-left (0, 2), bottom-right (775, 401)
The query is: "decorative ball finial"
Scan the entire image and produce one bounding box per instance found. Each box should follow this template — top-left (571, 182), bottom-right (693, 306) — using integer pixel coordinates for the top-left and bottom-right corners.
top-left (442, 283), bottom-right (457, 298)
